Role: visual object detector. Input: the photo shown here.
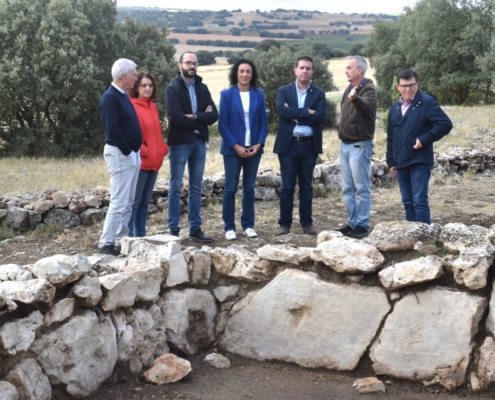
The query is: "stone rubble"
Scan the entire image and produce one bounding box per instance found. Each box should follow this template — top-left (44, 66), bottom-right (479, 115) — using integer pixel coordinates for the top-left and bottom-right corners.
top-left (143, 353), bottom-right (192, 385)
top-left (378, 256), bottom-right (444, 289)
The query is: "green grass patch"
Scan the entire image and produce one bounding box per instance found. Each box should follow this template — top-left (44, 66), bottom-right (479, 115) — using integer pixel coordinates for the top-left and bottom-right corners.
top-left (0, 224), bottom-right (16, 241)
top-left (293, 34), bottom-right (369, 51)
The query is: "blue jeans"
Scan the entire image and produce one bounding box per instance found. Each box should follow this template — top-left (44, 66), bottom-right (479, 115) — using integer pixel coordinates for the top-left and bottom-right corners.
top-left (278, 138), bottom-right (318, 228)
top-left (340, 140), bottom-right (373, 230)
top-left (168, 138), bottom-right (206, 232)
top-left (223, 153), bottom-right (262, 232)
top-left (128, 169), bottom-right (159, 237)
top-left (99, 145), bottom-right (141, 247)
top-left (396, 163), bottom-right (432, 224)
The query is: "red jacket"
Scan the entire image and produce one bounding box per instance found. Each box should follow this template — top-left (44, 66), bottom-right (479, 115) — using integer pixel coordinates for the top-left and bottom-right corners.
top-left (131, 98), bottom-right (168, 171)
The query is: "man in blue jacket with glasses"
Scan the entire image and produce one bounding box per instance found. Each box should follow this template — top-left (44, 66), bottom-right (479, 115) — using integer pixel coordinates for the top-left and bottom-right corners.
top-left (386, 69), bottom-right (452, 224)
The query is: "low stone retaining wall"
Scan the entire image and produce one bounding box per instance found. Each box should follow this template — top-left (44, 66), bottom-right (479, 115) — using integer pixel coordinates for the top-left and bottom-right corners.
top-left (1, 146), bottom-right (494, 233)
top-left (2, 220), bottom-right (495, 398)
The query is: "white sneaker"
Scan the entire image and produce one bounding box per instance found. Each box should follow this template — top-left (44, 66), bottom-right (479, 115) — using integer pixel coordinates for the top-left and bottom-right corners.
top-left (243, 228), bottom-right (258, 238)
top-left (225, 230), bottom-right (237, 240)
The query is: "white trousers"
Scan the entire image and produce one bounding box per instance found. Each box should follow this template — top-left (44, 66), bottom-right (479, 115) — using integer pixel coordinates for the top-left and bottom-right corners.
top-left (98, 144), bottom-right (141, 248)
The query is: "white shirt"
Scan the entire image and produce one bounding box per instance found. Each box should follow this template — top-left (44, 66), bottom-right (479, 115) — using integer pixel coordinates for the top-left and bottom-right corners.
top-left (240, 91), bottom-right (251, 146)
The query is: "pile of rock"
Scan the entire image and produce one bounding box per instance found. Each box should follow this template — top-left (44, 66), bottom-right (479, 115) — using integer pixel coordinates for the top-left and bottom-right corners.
top-left (2, 220), bottom-right (495, 398)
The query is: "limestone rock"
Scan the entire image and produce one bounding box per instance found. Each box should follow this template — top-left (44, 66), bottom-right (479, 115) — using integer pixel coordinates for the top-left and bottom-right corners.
top-left (213, 285), bottom-right (239, 302)
top-left (370, 287), bottom-right (487, 389)
top-left (51, 191), bottom-right (70, 208)
top-left (31, 310), bottom-right (117, 397)
top-left (79, 208), bottom-right (105, 226)
top-left (162, 241), bottom-right (189, 287)
top-left (68, 198), bottom-right (86, 214)
top-left (70, 276), bottom-right (102, 307)
top-left (187, 247), bottom-right (211, 285)
top-left (255, 186), bottom-right (277, 201)
top-left (5, 358), bottom-right (51, 400)
top-left (0, 295), bottom-right (18, 315)
top-left (378, 256), bottom-right (444, 289)
top-left (204, 353), bottom-right (231, 368)
top-left (486, 281), bottom-right (495, 335)
top-left (316, 230), bottom-right (344, 246)
top-left (84, 195), bottom-right (100, 208)
top-left (451, 246), bottom-right (495, 290)
top-left (161, 289), bottom-right (217, 355)
top-left (43, 208), bottom-right (80, 228)
top-left (256, 244), bottom-right (306, 265)
top-left (310, 237), bottom-right (384, 274)
top-left (143, 354), bottom-right (191, 385)
top-left (220, 269), bottom-right (390, 370)
top-left (316, 163), bottom-right (341, 191)
top-left (413, 241), bottom-right (438, 255)
top-left (5, 207), bottom-right (42, 232)
top-left (31, 254), bottom-right (91, 288)
top-left (0, 279), bottom-right (55, 306)
top-left (364, 221), bottom-right (440, 252)
top-left (113, 309), bottom-right (168, 374)
top-left (353, 377), bottom-right (385, 394)
top-left (27, 200), bottom-right (53, 214)
top-left (0, 381), bottom-right (19, 400)
top-left (122, 260), bottom-right (163, 302)
top-left (43, 298), bottom-right (75, 327)
top-left (0, 264), bottom-right (33, 281)
top-left (0, 310), bottom-right (43, 355)
top-left (98, 273), bottom-right (137, 311)
top-left (121, 234), bottom-right (181, 256)
top-left (210, 245), bottom-right (273, 282)
top-left (476, 336), bottom-right (495, 389)
top-left (440, 223), bottom-right (490, 251)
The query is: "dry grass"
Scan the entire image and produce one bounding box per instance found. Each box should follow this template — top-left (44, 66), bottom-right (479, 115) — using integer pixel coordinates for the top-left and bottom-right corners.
top-left (1, 104), bottom-right (492, 197)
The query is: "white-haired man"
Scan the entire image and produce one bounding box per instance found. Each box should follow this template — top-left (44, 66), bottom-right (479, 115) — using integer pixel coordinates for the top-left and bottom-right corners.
top-left (98, 58), bottom-right (142, 255)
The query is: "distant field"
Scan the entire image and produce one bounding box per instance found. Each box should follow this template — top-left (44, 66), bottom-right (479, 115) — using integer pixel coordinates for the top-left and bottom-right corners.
top-left (197, 57), bottom-right (375, 104)
top-left (298, 34), bottom-right (369, 50)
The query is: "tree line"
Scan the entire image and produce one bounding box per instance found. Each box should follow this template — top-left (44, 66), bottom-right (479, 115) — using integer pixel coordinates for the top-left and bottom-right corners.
top-left (1, 0), bottom-right (494, 157)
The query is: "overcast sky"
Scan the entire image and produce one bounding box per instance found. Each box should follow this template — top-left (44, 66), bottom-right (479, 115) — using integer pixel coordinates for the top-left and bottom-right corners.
top-left (116, 0), bottom-right (418, 15)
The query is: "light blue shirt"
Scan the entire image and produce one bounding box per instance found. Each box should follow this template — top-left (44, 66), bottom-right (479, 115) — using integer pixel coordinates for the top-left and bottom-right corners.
top-left (182, 77), bottom-right (199, 134)
top-left (111, 82), bottom-right (125, 94)
top-left (293, 82), bottom-right (314, 137)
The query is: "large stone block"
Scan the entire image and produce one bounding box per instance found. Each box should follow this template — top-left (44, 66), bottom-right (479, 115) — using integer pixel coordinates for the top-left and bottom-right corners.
top-left (370, 287), bottom-right (487, 389)
top-left (31, 310), bottom-right (117, 397)
top-left (161, 289), bottom-right (217, 355)
top-left (220, 269), bottom-right (390, 370)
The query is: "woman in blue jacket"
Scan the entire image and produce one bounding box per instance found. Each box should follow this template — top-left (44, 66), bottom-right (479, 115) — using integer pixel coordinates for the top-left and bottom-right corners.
top-left (218, 59), bottom-right (268, 240)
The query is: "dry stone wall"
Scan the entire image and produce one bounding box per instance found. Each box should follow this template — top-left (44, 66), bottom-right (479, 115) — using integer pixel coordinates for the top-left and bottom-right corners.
top-left (2, 220), bottom-right (495, 397)
top-left (2, 146), bottom-right (495, 233)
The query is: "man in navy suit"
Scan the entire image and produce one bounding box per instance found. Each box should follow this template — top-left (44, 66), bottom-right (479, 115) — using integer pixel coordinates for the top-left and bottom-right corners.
top-left (273, 56), bottom-right (326, 236)
top-left (387, 69), bottom-right (452, 224)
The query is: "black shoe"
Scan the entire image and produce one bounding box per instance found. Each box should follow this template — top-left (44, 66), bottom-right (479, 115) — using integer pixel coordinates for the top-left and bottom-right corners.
top-left (347, 225), bottom-right (369, 238)
top-left (114, 244), bottom-right (122, 255)
top-left (98, 245), bottom-right (119, 256)
top-left (189, 228), bottom-right (212, 243)
top-left (336, 224), bottom-right (353, 235)
top-left (302, 225), bottom-right (317, 235)
top-left (170, 230), bottom-right (180, 237)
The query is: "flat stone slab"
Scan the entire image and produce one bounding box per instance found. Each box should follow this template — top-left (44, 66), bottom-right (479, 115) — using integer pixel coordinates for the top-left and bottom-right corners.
top-left (439, 223), bottom-right (490, 251)
top-left (364, 221), bottom-right (441, 252)
top-left (220, 269), bottom-right (390, 370)
top-left (310, 237), bottom-right (384, 274)
top-left (378, 255), bottom-right (443, 289)
top-left (370, 287), bottom-right (487, 389)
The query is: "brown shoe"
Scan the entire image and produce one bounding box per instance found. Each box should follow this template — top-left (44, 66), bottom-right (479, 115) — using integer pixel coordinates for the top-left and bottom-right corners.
top-left (278, 226), bottom-right (290, 236)
top-left (302, 225), bottom-right (317, 235)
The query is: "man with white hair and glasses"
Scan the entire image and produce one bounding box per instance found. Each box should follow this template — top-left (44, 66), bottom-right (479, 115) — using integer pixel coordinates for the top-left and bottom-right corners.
top-left (98, 58), bottom-right (142, 255)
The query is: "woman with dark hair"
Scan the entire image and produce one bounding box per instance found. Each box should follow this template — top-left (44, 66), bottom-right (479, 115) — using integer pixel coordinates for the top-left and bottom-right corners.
top-left (218, 59), bottom-right (268, 240)
top-left (127, 71), bottom-right (168, 237)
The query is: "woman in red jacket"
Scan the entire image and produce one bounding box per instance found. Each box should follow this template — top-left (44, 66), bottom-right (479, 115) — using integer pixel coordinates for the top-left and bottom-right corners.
top-left (128, 72), bottom-right (168, 237)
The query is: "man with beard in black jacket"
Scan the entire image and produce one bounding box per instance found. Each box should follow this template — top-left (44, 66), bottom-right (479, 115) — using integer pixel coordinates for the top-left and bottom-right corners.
top-left (165, 52), bottom-right (218, 242)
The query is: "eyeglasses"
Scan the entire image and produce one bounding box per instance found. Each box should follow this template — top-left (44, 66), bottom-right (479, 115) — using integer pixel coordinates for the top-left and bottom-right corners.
top-left (398, 83), bottom-right (418, 89)
top-left (181, 61), bottom-right (199, 67)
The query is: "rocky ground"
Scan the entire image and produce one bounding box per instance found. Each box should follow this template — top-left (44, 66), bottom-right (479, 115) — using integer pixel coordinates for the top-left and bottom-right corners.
top-left (3, 171), bottom-right (495, 399)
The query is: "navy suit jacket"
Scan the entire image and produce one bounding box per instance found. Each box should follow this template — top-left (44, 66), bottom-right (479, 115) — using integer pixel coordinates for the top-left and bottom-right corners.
top-left (273, 82), bottom-right (326, 155)
top-left (218, 85), bottom-right (268, 156)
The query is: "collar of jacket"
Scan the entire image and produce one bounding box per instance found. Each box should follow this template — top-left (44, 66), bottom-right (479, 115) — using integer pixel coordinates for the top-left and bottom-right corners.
top-left (131, 97), bottom-right (154, 108)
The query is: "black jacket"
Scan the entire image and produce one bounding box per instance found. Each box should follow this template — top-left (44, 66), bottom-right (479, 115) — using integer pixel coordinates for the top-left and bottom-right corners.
top-left (273, 82), bottom-right (326, 155)
top-left (165, 72), bottom-right (218, 145)
top-left (338, 78), bottom-right (377, 144)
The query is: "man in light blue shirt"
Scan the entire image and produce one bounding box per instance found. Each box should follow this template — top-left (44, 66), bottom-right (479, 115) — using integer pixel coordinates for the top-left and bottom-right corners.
top-left (273, 56), bottom-right (327, 236)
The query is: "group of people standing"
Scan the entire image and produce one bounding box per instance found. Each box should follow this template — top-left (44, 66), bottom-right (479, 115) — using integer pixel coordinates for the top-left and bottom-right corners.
top-left (97, 51), bottom-right (452, 256)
